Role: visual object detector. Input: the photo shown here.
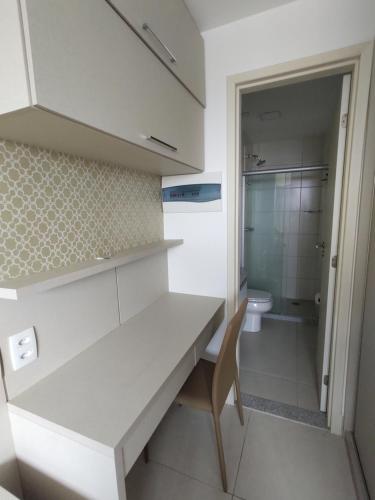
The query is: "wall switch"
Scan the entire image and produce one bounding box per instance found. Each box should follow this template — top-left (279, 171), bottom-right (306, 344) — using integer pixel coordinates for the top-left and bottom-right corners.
top-left (8, 327), bottom-right (38, 371)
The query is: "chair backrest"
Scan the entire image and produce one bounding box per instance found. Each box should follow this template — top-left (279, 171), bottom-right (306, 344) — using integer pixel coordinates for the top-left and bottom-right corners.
top-left (212, 299), bottom-right (247, 414)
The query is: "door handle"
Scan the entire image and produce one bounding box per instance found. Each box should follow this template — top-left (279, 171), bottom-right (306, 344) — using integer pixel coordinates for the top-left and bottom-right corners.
top-left (142, 23), bottom-right (177, 64)
top-left (146, 136), bottom-right (178, 152)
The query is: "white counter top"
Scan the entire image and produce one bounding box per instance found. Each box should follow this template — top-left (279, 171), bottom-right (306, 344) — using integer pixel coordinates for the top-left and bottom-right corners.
top-left (8, 293), bottom-right (224, 452)
top-left (0, 486), bottom-right (19, 500)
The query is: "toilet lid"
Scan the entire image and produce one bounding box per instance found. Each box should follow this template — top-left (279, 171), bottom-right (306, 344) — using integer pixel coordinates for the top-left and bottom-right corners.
top-left (247, 289), bottom-right (272, 303)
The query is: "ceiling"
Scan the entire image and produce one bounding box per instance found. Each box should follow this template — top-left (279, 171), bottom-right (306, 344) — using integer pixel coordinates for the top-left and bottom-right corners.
top-left (184, 0), bottom-right (297, 32)
top-left (241, 75), bottom-right (342, 144)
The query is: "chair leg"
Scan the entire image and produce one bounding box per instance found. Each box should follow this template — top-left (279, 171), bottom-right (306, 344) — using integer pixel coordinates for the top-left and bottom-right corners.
top-left (143, 443), bottom-right (149, 464)
top-left (234, 371), bottom-right (244, 426)
top-left (212, 411), bottom-right (228, 493)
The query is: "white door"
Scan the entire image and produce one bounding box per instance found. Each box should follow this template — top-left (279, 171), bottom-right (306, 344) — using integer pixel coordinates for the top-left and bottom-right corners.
top-left (316, 73), bottom-right (351, 412)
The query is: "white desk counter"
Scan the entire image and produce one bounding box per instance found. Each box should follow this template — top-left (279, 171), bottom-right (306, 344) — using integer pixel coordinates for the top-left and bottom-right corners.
top-left (8, 292), bottom-right (224, 500)
top-left (0, 486), bottom-right (19, 500)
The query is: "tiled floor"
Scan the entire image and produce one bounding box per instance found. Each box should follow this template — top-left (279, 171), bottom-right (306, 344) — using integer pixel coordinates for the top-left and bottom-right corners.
top-left (126, 405), bottom-right (356, 500)
top-left (240, 318), bottom-right (320, 412)
top-left (284, 298), bottom-right (316, 318)
top-left (271, 298), bottom-right (317, 320)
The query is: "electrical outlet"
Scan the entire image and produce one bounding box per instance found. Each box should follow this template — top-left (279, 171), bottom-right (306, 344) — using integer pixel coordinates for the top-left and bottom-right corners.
top-left (8, 327), bottom-right (38, 371)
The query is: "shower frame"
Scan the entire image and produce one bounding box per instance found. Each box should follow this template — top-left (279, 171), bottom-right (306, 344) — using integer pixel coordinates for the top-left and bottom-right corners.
top-left (242, 164), bottom-right (328, 176)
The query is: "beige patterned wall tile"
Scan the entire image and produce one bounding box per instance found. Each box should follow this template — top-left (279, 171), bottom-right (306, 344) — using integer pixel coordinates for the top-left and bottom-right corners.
top-left (0, 139), bottom-right (163, 280)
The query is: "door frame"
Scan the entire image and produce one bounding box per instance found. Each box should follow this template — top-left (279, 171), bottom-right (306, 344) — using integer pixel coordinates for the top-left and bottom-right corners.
top-left (227, 41), bottom-right (375, 435)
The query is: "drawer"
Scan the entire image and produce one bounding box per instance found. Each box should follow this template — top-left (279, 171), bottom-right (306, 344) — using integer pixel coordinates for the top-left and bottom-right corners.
top-left (107, 0), bottom-right (205, 105)
top-left (194, 304), bottom-right (225, 361)
top-left (121, 347), bottom-right (195, 475)
top-left (22, 0), bottom-right (204, 171)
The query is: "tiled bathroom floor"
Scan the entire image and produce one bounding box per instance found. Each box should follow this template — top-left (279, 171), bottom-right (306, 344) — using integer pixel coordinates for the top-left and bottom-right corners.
top-left (240, 318), bottom-right (320, 412)
top-left (126, 405), bottom-right (356, 500)
top-left (270, 298), bottom-right (317, 321)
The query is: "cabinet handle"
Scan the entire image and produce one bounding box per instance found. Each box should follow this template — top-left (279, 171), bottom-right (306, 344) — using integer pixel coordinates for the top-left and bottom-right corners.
top-left (146, 136), bottom-right (178, 152)
top-left (142, 23), bottom-right (177, 64)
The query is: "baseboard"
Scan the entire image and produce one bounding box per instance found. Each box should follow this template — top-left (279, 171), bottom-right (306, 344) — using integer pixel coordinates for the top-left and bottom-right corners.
top-left (345, 431), bottom-right (370, 500)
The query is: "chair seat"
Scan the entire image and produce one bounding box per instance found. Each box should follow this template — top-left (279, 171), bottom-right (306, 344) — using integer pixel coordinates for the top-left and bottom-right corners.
top-left (176, 359), bottom-right (215, 412)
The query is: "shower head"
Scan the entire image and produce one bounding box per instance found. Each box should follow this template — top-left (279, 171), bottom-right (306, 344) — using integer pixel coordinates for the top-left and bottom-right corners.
top-left (247, 153), bottom-right (266, 168)
top-left (256, 159), bottom-right (266, 167)
top-left (251, 154), bottom-right (266, 167)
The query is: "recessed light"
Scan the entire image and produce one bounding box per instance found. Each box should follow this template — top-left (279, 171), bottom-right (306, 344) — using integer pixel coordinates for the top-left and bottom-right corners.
top-left (259, 110), bottom-right (282, 121)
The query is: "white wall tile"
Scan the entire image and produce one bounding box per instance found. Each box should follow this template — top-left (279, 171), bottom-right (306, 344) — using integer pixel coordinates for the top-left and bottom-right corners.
top-left (285, 234), bottom-right (299, 257)
top-left (287, 257), bottom-right (299, 278)
top-left (296, 279), bottom-right (316, 300)
top-left (285, 278), bottom-right (298, 298)
top-left (298, 256), bottom-right (318, 279)
top-left (284, 188), bottom-right (301, 211)
top-left (282, 277), bottom-right (288, 297)
top-left (275, 188), bottom-right (286, 211)
top-left (312, 279), bottom-right (320, 295)
top-left (285, 172), bottom-right (302, 188)
top-left (300, 212), bottom-right (320, 234)
top-left (301, 187), bottom-right (322, 211)
top-left (283, 211), bottom-right (300, 234)
top-left (298, 234), bottom-right (318, 257)
top-left (302, 171), bottom-right (324, 187)
top-left (282, 255), bottom-right (289, 276)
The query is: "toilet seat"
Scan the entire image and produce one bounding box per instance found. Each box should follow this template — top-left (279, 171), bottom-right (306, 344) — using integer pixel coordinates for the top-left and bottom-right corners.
top-left (244, 289), bottom-right (273, 333)
top-left (247, 289), bottom-right (272, 303)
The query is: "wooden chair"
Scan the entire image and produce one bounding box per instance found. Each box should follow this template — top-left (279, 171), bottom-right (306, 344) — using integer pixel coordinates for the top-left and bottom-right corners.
top-left (175, 299), bottom-right (247, 492)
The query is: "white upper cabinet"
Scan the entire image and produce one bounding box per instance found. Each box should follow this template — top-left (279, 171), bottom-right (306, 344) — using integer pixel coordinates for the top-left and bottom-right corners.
top-left (107, 0), bottom-right (205, 106)
top-left (0, 0), bottom-right (204, 175)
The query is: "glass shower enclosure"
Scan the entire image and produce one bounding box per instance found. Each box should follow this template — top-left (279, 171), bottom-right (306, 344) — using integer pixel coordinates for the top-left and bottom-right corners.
top-left (243, 169), bottom-right (325, 317)
top-left (244, 173), bottom-right (285, 314)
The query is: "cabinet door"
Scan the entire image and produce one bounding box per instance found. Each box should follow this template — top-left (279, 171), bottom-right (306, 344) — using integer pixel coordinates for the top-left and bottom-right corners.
top-left (21, 0), bottom-right (204, 171)
top-left (107, 0), bottom-right (205, 106)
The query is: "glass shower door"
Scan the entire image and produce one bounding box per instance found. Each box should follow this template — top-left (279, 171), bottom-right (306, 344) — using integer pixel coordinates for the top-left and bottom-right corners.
top-left (244, 173), bottom-right (285, 314)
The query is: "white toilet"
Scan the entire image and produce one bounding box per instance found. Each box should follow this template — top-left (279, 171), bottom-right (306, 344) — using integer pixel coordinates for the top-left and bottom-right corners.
top-left (244, 289), bottom-right (273, 333)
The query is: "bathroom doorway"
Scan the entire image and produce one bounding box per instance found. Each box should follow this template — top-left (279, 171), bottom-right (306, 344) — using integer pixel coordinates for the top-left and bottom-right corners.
top-left (238, 73), bottom-right (351, 424)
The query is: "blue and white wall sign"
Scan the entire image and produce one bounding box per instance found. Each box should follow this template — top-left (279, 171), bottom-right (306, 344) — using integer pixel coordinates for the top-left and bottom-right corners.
top-left (162, 172), bottom-right (222, 213)
top-left (163, 183), bottom-right (221, 203)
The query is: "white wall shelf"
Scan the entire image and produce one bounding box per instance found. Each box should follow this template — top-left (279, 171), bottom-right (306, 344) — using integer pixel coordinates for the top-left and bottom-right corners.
top-left (0, 240), bottom-right (183, 301)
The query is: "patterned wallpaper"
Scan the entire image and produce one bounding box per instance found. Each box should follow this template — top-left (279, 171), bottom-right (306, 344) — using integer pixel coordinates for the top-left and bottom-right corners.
top-left (0, 139), bottom-right (163, 281)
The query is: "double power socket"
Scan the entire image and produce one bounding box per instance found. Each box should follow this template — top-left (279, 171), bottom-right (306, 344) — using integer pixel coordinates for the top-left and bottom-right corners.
top-left (8, 327), bottom-right (38, 371)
